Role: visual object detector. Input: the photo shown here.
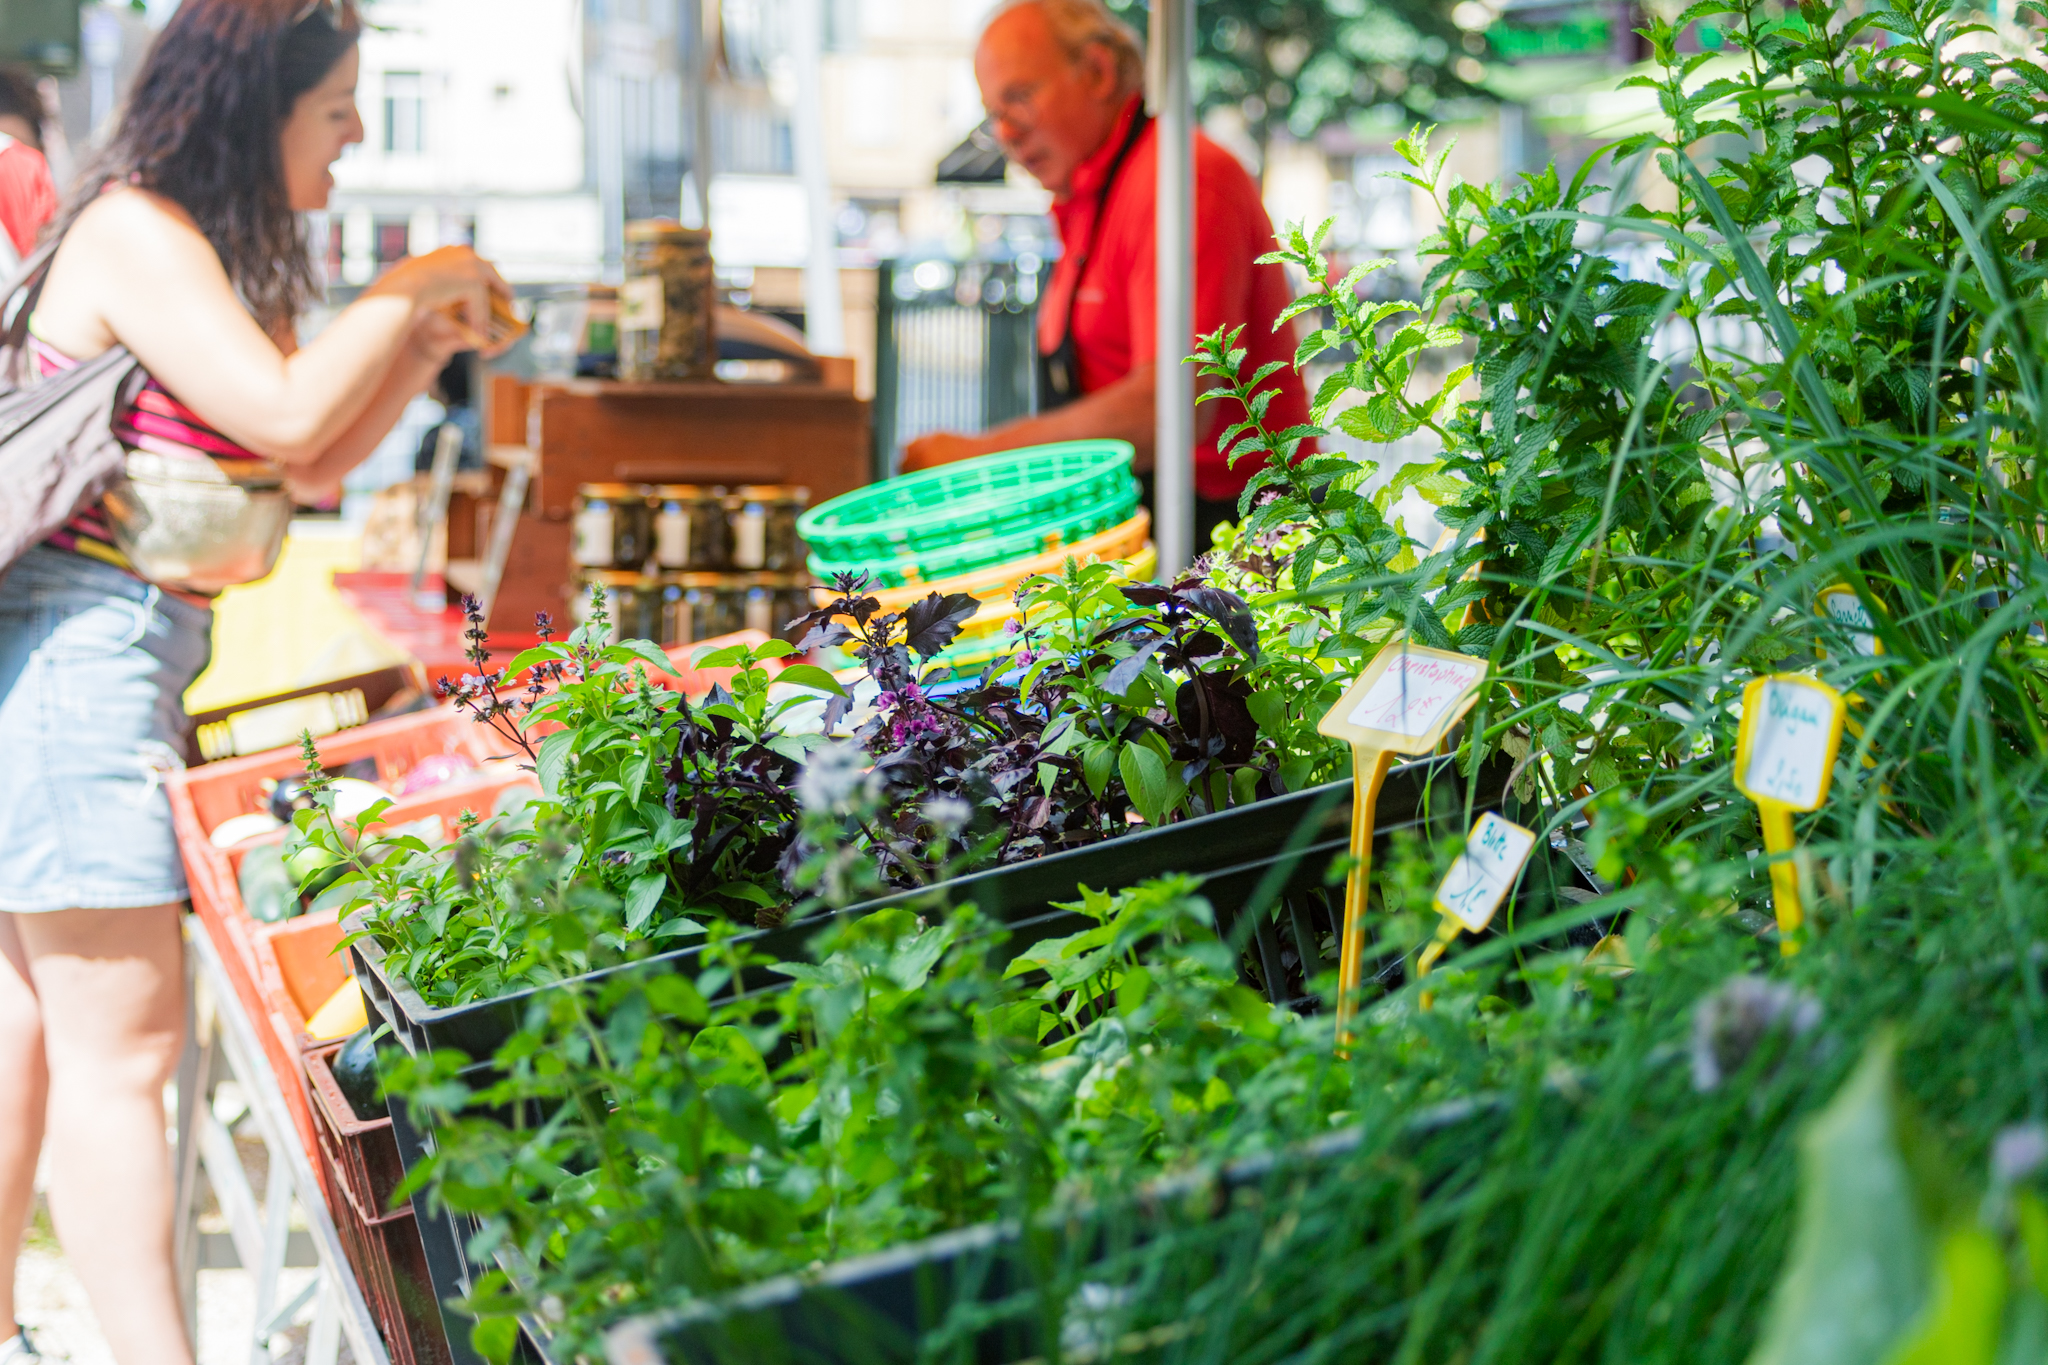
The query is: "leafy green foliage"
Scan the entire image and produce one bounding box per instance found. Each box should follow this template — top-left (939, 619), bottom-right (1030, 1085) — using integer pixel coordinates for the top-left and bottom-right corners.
top-left (1198, 0), bottom-right (2048, 938)
top-left (382, 873), bottom-right (1334, 1359)
top-left (322, 592), bottom-right (835, 1006)
top-left (352, 9), bottom-right (2048, 1358)
top-left (1105, 0), bottom-right (1487, 147)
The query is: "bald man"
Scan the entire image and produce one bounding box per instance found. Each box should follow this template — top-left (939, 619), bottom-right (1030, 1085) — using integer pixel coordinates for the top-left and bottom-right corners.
top-left (902, 0), bottom-right (1312, 546)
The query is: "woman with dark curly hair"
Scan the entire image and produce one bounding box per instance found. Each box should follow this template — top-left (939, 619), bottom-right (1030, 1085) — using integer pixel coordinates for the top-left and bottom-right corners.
top-left (0, 2), bottom-right (508, 1359)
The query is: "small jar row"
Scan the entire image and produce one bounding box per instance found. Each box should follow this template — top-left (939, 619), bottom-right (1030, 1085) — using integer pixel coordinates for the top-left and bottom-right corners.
top-left (572, 483), bottom-right (809, 574)
top-left (572, 571), bottom-right (815, 649)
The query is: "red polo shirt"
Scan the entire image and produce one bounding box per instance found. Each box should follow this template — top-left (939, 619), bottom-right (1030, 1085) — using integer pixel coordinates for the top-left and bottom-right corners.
top-left (1040, 98), bottom-right (1312, 503)
top-left (0, 139), bottom-right (56, 258)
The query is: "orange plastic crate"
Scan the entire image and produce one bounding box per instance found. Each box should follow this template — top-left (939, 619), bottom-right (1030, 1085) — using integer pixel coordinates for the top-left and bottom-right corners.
top-left (251, 767), bottom-right (544, 1051)
top-left (173, 638), bottom-right (785, 1177)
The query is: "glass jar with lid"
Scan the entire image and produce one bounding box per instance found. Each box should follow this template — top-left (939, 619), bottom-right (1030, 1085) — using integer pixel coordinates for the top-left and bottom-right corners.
top-left (572, 571), bottom-right (656, 645)
top-left (661, 574), bottom-right (747, 647)
top-left (573, 483), bottom-right (653, 570)
top-left (649, 485), bottom-right (728, 571)
top-left (725, 485), bottom-right (809, 572)
top-left (742, 574), bottom-right (816, 645)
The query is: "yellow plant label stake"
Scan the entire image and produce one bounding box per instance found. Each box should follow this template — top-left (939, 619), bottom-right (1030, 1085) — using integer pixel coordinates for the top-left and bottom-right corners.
top-left (1732, 674), bottom-right (1847, 955)
top-left (1318, 641), bottom-right (1487, 1044)
top-left (1416, 811), bottom-right (1536, 1006)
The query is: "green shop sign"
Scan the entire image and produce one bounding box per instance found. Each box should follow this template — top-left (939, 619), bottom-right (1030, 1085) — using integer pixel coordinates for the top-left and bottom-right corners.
top-left (1490, 7), bottom-right (1611, 58)
top-left (0, 0), bottom-right (81, 74)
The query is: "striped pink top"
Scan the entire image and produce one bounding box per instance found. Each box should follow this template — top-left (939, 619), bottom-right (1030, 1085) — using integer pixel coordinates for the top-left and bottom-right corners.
top-left (33, 334), bottom-right (269, 574)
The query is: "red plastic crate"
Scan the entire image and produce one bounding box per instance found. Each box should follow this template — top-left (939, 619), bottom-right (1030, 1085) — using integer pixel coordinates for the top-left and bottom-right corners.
top-left (328, 1175), bottom-right (453, 1365)
top-left (170, 708), bottom-right (506, 1001)
top-left (306, 1040), bottom-right (407, 1222)
top-left (248, 767), bottom-right (540, 1054)
top-left (653, 628), bottom-right (791, 695)
top-left (245, 911), bottom-right (349, 1181)
top-left (253, 912), bottom-right (352, 1053)
top-left (174, 643), bottom-right (785, 1221)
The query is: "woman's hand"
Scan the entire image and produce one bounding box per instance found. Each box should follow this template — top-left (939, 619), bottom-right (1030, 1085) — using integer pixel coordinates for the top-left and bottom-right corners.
top-left (365, 245), bottom-right (511, 340)
top-left (406, 307), bottom-right (480, 370)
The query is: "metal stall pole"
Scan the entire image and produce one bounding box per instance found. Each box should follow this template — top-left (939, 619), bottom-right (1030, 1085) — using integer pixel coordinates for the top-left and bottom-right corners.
top-left (684, 0), bottom-right (715, 230)
top-left (1152, 0), bottom-right (1196, 575)
top-left (873, 260), bottom-right (900, 478)
top-left (793, 0), bottom-right (846, 355)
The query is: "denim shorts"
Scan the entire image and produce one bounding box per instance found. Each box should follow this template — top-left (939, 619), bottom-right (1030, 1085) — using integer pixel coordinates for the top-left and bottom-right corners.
top-left (0, 545), bottom-right (213, 912)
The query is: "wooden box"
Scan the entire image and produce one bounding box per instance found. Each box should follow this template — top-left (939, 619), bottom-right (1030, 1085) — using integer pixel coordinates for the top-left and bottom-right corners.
top-left (524, 380), bottom-right (871, 519)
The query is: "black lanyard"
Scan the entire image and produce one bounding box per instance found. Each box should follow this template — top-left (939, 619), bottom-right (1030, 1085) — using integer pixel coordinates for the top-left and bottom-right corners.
top-left (1037, 110), bottom-right (1152, 412)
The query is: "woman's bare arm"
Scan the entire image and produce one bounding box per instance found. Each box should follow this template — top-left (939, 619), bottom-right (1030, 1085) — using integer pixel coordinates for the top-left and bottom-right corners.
top-left (32, 188), bottom-right (503, 466)
top-left (281, 342), bottom-right (442, 503)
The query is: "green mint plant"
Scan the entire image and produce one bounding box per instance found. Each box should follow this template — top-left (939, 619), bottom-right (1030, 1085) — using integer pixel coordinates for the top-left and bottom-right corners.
top-left (379, 871), bottom-right (1322, 1360)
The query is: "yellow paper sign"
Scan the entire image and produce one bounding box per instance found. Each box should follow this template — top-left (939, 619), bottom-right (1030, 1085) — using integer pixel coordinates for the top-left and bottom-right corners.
top-left (1318, 641), bottom-right (1488, 1045)
top-left (1733, 675), bottom-right (1846, 813)
top-left (1318, 644), bottom-right (1489, 751)
top-left (1733, 673), bottom-right (1847, 954)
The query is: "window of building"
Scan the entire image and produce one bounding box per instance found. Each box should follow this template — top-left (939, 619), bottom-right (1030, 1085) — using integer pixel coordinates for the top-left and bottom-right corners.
top-left (383, 71), bottom-right (425, 154)
top-left (376, 219), bottom-right (410, 265)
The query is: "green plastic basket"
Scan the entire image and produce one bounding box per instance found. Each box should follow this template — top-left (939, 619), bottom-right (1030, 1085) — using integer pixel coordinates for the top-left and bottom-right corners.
top-left (810, 478), bottom-right (1140, 589)
top-left (922, 632), bottom-right (1025, 681)
top-left (798, 440), bottom-right (1136, 565)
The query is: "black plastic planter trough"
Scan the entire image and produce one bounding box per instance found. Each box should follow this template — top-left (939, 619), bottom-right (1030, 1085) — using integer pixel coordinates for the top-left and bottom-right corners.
top-left (351, 756), bottom-right (1515, 1365)
top-left (350, 756), bottom-right (1513, 1060)
top-left (598, 1090), bottom-right (1545, 1365)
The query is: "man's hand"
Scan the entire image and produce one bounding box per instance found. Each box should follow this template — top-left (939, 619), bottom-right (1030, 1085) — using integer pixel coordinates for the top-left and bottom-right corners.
top-left (901, 430), bottom-right (995, 473)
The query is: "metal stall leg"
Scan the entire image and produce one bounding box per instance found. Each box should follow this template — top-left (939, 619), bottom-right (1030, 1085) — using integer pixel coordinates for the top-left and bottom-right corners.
top-left (176, 920), bottom-right (395, 1365)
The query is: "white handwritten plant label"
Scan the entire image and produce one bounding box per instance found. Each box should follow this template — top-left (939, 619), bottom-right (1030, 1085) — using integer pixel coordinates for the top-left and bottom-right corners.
top-left (1319, 643), bottom-right (1488, 753)
top-left (1815, 585), bottom-right (1881, 658)
top-left (1433, 812), bottom-right (1538, 933)
top-left (1734, 675), bottom-right (1846, 812)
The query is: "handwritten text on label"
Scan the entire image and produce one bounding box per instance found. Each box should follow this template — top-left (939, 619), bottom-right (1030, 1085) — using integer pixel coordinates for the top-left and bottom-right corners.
top-left (1743, 678), bottom-right (1836, 809)
top-left (1818, 588), bottom-right (1879, 657)
top-left (1346, 653), bottom-right (1488, 739)
top-left (1434, 812), bottom-right (1539, 933)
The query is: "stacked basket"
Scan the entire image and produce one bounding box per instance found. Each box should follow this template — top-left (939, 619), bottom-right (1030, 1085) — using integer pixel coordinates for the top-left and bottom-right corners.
top-left (798, 441), bottom-right (1154, 677)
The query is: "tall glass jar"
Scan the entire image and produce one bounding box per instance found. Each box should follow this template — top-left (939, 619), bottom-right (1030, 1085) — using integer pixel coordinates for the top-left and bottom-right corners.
top-left (743, 574), bottom-right (815, 644)
top-left (619, 221), bottom-right (716, 383)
